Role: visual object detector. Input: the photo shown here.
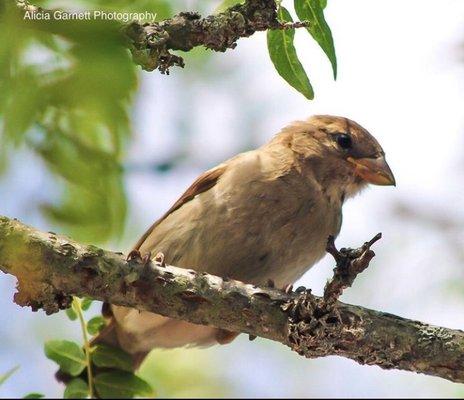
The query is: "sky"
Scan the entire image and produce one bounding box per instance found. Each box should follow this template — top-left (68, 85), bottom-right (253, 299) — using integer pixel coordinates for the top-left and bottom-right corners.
top-left (2, 0), bottom-right (464, 397)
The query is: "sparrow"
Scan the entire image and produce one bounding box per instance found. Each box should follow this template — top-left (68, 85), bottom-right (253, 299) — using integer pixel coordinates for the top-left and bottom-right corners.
top-left (95, 115), bottom-right (395, 365)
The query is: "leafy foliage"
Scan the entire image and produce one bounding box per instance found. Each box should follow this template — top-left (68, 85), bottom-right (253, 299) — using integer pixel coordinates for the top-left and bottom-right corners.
top-left (44, 340), bottom-right (87, 376)
top-left (267, 6), bottom-right (314, 99)
top-left (63, 378), bottom-right (89, 399)
top-left (92, 345), bottom-right (133, 372)
top-left (86, 315), bottom-right (106, 335)
top-left (45, 297), bottom-right (154, 398)
top-left (294, 0), bottom-right (337, 79)
top-left (23, 393), bottom-right (45, 399)
top-left (80, 298), bottom-right (93, 311)
top-left (94, 371), bottom-right (154, 399)
top-left (0, 2), bottom-right (140, 243)
top-left (266, 0), bottom-right (337, 98)
top-left (65, 307), bottom-right (78, 321)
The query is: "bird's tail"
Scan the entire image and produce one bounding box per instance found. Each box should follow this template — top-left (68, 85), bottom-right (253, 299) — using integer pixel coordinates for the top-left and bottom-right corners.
top-left (91, 303), bottom-right (240, 370)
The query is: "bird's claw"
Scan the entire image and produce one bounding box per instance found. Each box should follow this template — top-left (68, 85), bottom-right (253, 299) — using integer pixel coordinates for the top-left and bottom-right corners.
top-left (141, 253), bottom-right (151, 265)
top-left (154, 252), bottom-right (166, 268)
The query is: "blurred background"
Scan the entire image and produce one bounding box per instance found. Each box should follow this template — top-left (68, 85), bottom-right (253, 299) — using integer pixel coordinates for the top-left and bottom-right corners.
top-left (1, 0), bottom-right (464, 397)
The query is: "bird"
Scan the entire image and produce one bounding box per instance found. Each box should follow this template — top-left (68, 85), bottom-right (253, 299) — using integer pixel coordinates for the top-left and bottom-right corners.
top-left (94, 115), bottom-right (395, 366)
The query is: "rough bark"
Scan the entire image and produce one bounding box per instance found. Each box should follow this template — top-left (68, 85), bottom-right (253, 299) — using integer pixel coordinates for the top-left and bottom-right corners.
top-left (1, 216), bottom-right (464, 383)
top-left (16, 0), bottom-right (307, 73)
top-left (124, 0), bottom-right (280, 73)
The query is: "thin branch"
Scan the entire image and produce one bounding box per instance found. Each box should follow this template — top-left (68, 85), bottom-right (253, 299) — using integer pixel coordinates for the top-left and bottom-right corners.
top-left (16, 0), bottom-right (308, 73)
top-left (1, 216), bottom-right (464, 383)
top-left (124, 0), bottom-right (280, 73)
top-left (73, 297), bottom-right (95, 398)
top-left (323, 233), bottom-right (381, 307)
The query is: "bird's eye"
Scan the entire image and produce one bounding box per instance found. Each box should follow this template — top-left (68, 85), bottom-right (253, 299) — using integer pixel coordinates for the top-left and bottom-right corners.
top-left (335, 133), bottom-right (352, 150)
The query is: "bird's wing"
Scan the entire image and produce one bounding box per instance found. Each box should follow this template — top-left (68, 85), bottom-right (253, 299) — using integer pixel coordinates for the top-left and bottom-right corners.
top-left (132, 163), bottom-right (228, 252)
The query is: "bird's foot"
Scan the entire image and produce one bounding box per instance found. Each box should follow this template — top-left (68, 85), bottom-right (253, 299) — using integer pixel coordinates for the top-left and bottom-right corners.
top-left (153, 252), bottom-right (166, 268)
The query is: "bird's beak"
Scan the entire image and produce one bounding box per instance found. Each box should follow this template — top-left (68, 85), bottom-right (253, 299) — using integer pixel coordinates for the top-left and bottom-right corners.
top-left (347, 155), bottom-right (396, 186)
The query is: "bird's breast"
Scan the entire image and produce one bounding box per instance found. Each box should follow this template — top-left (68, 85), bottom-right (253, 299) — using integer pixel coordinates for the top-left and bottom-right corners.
top-left (146, 154), bottom-right (344, 288)
top-left (199, 172), bottom-right (343, 287)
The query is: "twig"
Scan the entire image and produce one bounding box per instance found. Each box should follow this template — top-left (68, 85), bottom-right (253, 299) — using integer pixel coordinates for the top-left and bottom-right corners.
top-left (73, 298), bottom-right (95, 398)
top-left (323, 233), bottom-right (382, 307)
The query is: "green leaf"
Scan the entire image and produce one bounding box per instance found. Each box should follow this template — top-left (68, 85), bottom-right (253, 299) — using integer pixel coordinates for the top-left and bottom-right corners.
top-left (44, 340), bottom-right (86, 376)
top-left (95, 371), bottom-right (154, 399)
top-left (0, 366), bottom-right (19, 386)
top-left (2, 67), bottom-right (43, 144)
top-left (23, 394), bottom-right (45, 399)
top-left (92, 345), bottom-right (133, 372)
top-left (64, 378), bottom-right (89, 399)
top-left (267, 7), bottom-right (314, 100)
top-left (319, 0), bottom-right (327, 8)
top-left (65, 307), bottom-right (78, 321)
top-left (81, 298), bottom-right (93, 311)
top-left (294, 0), bottom-right (337, 79)
top-left (37, 128), bottom-right (128, 244)
top-left (87, 316), bottom-right (106, 336)
top-left (0, 13), bottom-right (136, 244)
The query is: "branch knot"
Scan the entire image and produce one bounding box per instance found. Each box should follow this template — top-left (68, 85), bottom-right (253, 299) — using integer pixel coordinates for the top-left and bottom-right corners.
top-left (323, 233), bottom-right (382, 307)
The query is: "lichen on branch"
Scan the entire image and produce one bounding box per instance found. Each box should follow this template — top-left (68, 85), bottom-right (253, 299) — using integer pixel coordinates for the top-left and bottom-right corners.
top-left (124, 0), bottom-right (280, 73)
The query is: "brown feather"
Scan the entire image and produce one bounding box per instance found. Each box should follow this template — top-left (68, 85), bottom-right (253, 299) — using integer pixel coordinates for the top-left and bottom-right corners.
top-left (132, 164), bottom-right (227, 252)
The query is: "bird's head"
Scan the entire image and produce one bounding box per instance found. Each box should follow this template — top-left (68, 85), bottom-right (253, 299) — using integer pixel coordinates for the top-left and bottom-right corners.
top-left (278, 115), bottom-right (395, 199)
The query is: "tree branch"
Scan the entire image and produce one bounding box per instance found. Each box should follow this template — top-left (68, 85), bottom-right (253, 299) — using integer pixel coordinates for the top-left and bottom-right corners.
top-left (1, 216), bottom-right (464, 383)
top-left (125, 0), bottom-right (280, 73)
top-left (17, 0), bottom-right (308, 73)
